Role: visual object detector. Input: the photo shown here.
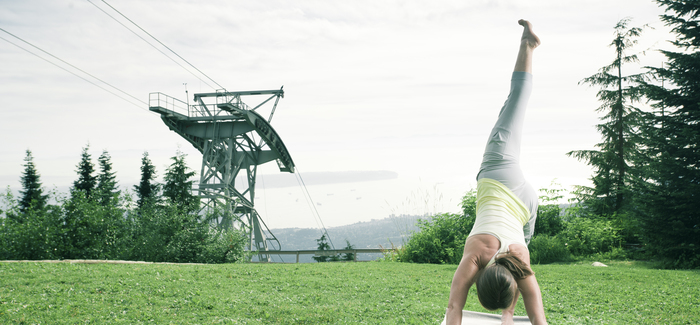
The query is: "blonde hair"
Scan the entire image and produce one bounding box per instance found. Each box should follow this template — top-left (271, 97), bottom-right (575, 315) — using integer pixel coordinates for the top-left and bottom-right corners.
top-left (476, 252), bottom-right (533, 310)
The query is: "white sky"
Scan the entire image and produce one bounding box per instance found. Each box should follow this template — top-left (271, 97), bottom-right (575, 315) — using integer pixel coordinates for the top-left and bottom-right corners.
top-left (0, 0), bottom-right (674, 229)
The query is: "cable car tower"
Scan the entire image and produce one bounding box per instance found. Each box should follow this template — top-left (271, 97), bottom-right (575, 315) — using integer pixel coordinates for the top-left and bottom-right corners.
top-left (148, 87), bottom-right (293, 261)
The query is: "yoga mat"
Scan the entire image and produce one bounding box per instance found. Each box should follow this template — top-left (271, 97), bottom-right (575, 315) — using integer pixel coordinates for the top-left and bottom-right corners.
top-left (441, 310), bottom-right (532, 325)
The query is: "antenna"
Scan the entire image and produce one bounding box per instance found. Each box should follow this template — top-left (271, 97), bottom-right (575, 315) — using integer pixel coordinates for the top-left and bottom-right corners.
top-left (183, 83), bottom-right (189, 107)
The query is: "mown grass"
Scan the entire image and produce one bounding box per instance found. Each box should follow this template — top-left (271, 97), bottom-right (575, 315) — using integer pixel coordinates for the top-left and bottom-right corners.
top-left (0, 260), bottom-right (698, 324)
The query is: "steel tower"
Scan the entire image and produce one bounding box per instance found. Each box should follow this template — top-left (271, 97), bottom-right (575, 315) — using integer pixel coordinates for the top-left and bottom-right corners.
top-left (149, 87), bottom-right (293, 261)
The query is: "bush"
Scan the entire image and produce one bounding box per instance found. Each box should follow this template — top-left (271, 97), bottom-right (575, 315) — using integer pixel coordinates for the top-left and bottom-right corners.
top-left (535, 183), bottom-right (565, 237)
top-left (128, 204), bottom-right (225, 263)
top-left (395, 190), bottom-right (477, 264)
top-left (398, 212), bottom-right (473, 264)
top-left (200, 228), bottom-right (247, 263)
top-left (559, 217), bottom-right (621, 257)
top-left (528, 235), bottom-right (572, 264)
top-left (534, 204), bottom-right (564, 237)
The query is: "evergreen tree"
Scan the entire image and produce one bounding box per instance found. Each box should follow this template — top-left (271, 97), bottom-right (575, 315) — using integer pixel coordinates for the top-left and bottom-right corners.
top-left (340, 240), bottom-right (355, 262)
top-left (636, 0), bottom-right (700, 268)
top-left (72, 144), bottom-right (97, 200)
top-left (163, 150), bottom-right (198, 213)
top-left (134, 151), bottom-right (160, 209)
top-left (96, 150), bottom-right (120, 207)
top-left (567, 18), bottom-right (647, 217)
top-left (18, 150), bottom-right (48, 215)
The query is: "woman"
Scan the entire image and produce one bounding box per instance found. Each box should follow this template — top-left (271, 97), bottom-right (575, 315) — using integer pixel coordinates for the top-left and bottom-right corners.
top-left (445, 20), bottom-right (547, 325)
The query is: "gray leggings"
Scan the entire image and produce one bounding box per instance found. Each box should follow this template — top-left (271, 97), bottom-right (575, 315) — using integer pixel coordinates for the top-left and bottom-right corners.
top-left (476, 71), bottom-right (539, 244)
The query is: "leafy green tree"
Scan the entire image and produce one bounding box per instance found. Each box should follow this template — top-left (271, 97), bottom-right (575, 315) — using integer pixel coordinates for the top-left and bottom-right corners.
top-left (18, 150), bottom-right (48, 216)
top-left (0, 188), bottom-right (64, 260)
top-left (71, 144), bottom-right (97, 200)
top-left (460, 189), bottom-right (477, 220)
top-left (533, 183), bottom-right (565, 237)
top-left (568, 18), bottom-right (647, 218)
top-left (134, 151), bottom-right (160, 209)
top-left (312, 234), bottom-right (334, 262)
top-left (635, 0), bottom-right (700, 268)
top-left (61, 190), bottom-right (102, 259)
top-left (163, 151), bottom-right (198, 213)
top-left (96, 150), bottom-right (120, 207)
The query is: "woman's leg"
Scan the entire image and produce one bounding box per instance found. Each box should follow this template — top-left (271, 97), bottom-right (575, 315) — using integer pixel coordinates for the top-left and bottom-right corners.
top-left (514, 19), bottom-right (540, 73)
top-left (477, 20), bottom-right (540, 243)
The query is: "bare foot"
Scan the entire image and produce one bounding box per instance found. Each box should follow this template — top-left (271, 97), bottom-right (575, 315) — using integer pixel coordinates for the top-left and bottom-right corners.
top-left (518, 19), bottom-right (540, 50)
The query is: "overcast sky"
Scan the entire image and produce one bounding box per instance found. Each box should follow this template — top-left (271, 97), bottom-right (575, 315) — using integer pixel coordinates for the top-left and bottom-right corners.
top-left (0, 0), bottom-right (674, 229)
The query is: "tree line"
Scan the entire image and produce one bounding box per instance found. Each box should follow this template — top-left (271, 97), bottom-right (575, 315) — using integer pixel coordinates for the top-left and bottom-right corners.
top-left (392, 0), bottom-right (700, 269)
top-left (0, 145), bottom-right (247, 263)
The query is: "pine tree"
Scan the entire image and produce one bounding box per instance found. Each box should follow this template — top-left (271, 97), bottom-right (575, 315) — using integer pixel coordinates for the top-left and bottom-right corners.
top-left (567, 18), bottom-right (647, 217)
top-left (134, 151), bottom-right (160, 209)
top-left (163, 150), bottom-right (198, 213)
top-left (96, 150), bottom-right (120, 207)
top-left (340, 240), bottom-right (355, 262)
top-left (18, 150), bottom-right (48, 215)
top-left (636, 0), bottom-right (700, 268)
top-left (72, 144), bottom-right (97, 200)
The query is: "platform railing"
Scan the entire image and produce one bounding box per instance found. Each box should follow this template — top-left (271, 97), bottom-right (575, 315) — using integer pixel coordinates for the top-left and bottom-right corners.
top-left (149, 92), bottom-right (189, 116)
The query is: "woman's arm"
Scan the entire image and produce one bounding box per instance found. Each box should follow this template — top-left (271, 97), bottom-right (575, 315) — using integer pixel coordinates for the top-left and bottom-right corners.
top-left (445, 254), bottom-right (480, 325)
top-left (510, 244), bottom-right (547, 325)
top-left (447, 235), bottom-right (497, 325)
top-left (517, 275), bottom-right (547, 325)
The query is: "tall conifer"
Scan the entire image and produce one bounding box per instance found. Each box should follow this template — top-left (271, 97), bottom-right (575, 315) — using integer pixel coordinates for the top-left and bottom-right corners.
top-left (18, 150), bottom-right (48, 214)
top-left (72, 144), bottom-right (97, 200)
top-left (568, 18), bottom-right (647, 217)
top-left (96, 150), bottom-right (120, 207)
top-left (134, 151), bottom-right (160, 209)
top-left (163, 150), bottom-right (198, 213)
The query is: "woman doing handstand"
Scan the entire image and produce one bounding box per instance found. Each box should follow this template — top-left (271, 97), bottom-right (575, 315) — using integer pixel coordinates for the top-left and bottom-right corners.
top-left (445, 19), bottom-right (547, 325)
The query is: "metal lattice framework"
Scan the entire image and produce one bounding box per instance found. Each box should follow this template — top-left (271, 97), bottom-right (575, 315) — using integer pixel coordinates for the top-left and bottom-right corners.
top-left (148, 87), bottom-right (294, 261)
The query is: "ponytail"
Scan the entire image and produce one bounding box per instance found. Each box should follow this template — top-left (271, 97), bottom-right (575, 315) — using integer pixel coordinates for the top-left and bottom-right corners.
top-left (494, 252), bottom-right (533, 280)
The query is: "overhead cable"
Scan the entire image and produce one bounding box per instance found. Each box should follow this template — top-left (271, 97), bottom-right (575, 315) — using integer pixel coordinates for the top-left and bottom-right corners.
top-left (93, 0), bottom-right (224, 90)
top-left (85, 0), bottom-right (216, 90)
top-left (295, 168), bottom-right (335, 249)
top-left (0, 31), bottom-right (147, 110)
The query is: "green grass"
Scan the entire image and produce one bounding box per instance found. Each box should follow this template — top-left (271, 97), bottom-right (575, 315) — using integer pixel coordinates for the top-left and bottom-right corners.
top-left (0, 261), bottom-right (698, 324)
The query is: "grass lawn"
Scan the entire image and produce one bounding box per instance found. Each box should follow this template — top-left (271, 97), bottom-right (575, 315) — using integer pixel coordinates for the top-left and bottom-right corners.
top-left (0, 260), bottom-right (698, 324)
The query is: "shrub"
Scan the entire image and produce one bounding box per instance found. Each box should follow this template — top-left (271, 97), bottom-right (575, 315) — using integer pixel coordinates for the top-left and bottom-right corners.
top-left (200, 228), bottom-right (247, 263)
top-left (398, 212), bottom-right (473, 264)
top-left (535, 183), bottom-right (565, 237)
top-left (528, 234), bottom-right (572, 264)
top-left (560, 217), bottom-right (621, 257)
top-left (534, 204), bottom-right (564, 237)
